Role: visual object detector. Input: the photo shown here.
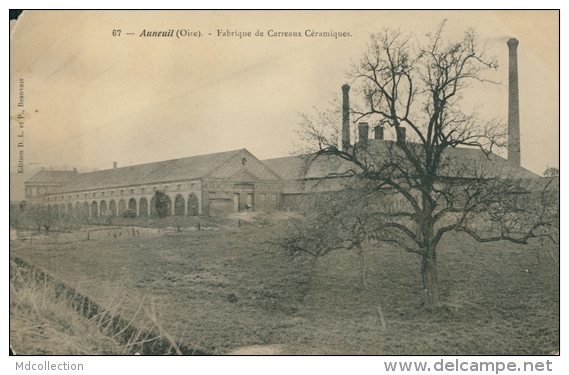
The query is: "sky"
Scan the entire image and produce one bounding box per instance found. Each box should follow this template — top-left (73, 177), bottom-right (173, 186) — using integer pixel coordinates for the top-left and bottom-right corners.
top-left (9, 10), bottom-right (559, 200)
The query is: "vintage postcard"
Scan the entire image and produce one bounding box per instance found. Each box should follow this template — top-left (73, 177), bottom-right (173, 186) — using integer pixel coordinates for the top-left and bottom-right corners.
top-left (9, 9), bottom-right (559, 366)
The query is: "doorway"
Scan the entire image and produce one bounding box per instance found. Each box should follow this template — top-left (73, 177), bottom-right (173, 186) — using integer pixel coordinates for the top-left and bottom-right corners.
top-left (233, 193), bottom-right (240, 212)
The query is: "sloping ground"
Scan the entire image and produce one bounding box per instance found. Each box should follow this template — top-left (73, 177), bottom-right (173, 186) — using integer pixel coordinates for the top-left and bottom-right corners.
top-left (10, 257), bottom-right (209, 355)
top-left (10, 225), bottom-right (559, 355)
top-left (10, 259), bottom-right (124, 355)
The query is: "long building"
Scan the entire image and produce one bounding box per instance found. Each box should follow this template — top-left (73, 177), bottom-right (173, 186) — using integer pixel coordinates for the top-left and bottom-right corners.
top-left (23, 38), bottom-right (542, 218)
top-left (25, 149), bottom-right (283, 218)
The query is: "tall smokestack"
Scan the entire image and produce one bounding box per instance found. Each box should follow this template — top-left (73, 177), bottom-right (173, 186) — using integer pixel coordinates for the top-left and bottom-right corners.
top-left (507, 38), bottom-right (521, 166)
top-left (113, 161), bottom-right (117, 169)
top-left (342, 84), bottom-right (351, 151)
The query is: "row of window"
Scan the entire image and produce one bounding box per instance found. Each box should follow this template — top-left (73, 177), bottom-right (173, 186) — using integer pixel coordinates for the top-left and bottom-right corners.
top-left (46, 183), bottom-right (197, 202)
top-left (202, 181), bottom-right (281, 190)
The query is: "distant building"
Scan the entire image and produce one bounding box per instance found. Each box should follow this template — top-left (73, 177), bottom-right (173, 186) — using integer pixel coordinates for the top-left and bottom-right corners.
top-left (24, 169), bottom-right (78, 205)
top-left (27, 149), bottom-right (283, 218)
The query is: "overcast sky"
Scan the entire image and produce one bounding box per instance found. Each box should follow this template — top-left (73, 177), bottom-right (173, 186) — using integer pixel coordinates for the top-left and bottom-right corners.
top-left (9, 10), bottom-right (559, 199)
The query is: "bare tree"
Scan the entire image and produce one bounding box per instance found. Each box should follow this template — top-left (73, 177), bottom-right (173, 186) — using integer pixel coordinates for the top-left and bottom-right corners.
top-left (25, 204), bottom-right (58, 232)
top-left (277, 23), bottom-right (559, 309)
top-left (543, 167), bottom-right (559, 177)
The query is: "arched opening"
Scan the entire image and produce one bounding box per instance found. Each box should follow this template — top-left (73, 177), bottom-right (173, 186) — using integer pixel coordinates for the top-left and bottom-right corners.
top-left (100, 200), bottom-right (107, 215)
top-left (60, 204), bottom-right (66, 218)
top-left (128, 198), bottom-right (137, 213)
top-left (53, 204), bottom-right (59, 218)
top-left (83, 202), bottom-right (89, 218)
top-left (47, 204), bottom-right (52, 216)
top-left (118, 199), bottom-right (126, 216)
top-left (174, 194), bottom-right (185, 216)
top-left (188, 193), bottom-right (199, 216)
top-left (139, 197), bottom-right (148, 217)
top-left (75, 202), bottom-right (81, 217)
top-left (109, 200), bottom-right (117, 217)
top-left (67, 203), bottom-right (73, 218)
top-left (91, 201), bottom-right (99, 218)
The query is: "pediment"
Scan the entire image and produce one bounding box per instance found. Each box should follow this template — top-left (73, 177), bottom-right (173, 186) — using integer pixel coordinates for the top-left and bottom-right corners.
top-left (207, 149), bottom-right (281, 181)
top-left (228, 168), bottom-right (259, 182)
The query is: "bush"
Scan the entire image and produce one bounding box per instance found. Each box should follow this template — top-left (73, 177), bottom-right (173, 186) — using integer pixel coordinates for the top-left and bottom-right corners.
top-left (122, 209), bottom-right (136, 218)
top-left (154, 191), bottom-right (171, 218)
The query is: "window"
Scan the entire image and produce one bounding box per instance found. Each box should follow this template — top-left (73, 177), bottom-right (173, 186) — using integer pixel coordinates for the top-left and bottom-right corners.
top-left (141, 188), bottom-right (146, 194)
top-left (111, 190), bottom-right (114, 196)
top-left (153, 187), bottom-right (157, 192)
top-left (120, 190), bottom-right (124, 196)
top-left (76, 194), bottom-right (79, 199)
top-left (61, 196), bottom-right (64, 200)
top-left (84, 193), bottom-right (87, 198)
top-left (93, 192), bottom-right (96, 198)
top-left (191, 183), bottom-right (195, 189)
top-left (164, 186), bottom-right (168, 192)
top-left (177, 184), bottom-right (181, 191)
top-left (68, 195), bottom-right (71, 199)
top-left (130, 189), bottom-right (135, 195)
top-left (47, 197), bottom-right (50, 202)
top-left (102, 191), bottom-right (105, 197)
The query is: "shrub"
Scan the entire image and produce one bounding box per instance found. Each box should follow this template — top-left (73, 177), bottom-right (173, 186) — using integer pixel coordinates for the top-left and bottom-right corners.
top-left (122, 209), bottom-right (136, 218)
top-left (154, 191), bottom-right (171, 218)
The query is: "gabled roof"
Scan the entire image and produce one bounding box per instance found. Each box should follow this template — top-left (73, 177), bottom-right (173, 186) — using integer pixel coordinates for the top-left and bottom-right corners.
top-left (262, 154), bottom-right (355, 180)
top-left (45, 148), bottom-right (282, 195)
top-left (263, 154), bottom-right (362, 194)
top-left (262, 140), bottom-right (542, 182)
top-left (206, 149), bottom-right (282, 181)
top-left (25, 170), bottom-right (78, 184)
top-left (363, 140), bottom-right (542, 180)
top-left (439, 144), bottom-right (541, 180)
top-left (48, 149), bottom-right (245, 193)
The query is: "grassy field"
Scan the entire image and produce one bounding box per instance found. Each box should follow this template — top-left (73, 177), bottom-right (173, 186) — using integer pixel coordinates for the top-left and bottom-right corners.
top-left (10, 215), bottom-right (559, 355)
top-left (10, 259), bottom-right (130, 355)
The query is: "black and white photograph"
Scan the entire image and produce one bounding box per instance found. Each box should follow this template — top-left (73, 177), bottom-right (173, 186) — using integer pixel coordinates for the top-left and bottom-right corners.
top-left (9, 8), bottom-right (561, 369)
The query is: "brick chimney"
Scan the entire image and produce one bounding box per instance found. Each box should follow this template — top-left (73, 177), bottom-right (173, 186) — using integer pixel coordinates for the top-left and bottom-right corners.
top-left (396, 127), bottom-right (406, 143)
top-left (507, 38), bottom-right (521, 166)
top-left (374, 126), bottom-right (384, 140)
top-left (342, 84), bottom-right (351, 151)
top-left (358, 122), bottom-right (369, 144)
top-left (113, 161), bottom-right (117, 169)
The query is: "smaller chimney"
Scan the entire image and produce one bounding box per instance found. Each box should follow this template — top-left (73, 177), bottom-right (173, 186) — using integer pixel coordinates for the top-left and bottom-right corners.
top-left (374, 126), bottom-right (384, 140)
top-left (358, 122), bottom-right (369, 143)
top-left (396, 127), bottom-right (406, 143)
top-left (113, 162), bottom-right (117, 169)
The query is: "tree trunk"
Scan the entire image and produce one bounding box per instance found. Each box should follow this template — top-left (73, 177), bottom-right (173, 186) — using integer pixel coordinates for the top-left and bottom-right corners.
top-left (421, 250), bottom-right (441, 309)
top-left (357, 243), bottom-right (366, 289)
